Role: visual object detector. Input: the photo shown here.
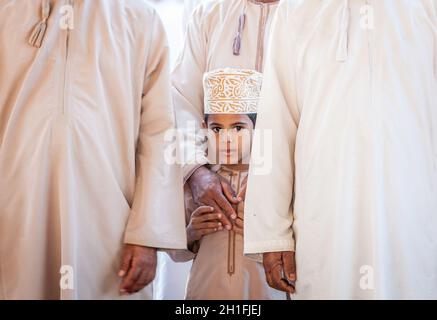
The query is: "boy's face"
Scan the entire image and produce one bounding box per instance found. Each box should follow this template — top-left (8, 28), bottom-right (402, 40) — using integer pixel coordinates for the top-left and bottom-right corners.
top-left (204, 114), bottom-right (254, 165)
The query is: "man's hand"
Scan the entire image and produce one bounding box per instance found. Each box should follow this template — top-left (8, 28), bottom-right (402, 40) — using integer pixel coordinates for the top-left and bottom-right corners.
top-left (188, 166), bottom-right (240, 230)
top-left (263, 251), bottom-right (296, 294)
top-left (187, 206), bottom-right (223, 248)
top-left (236, 175), bottom-right (248, 202)
top-left (118, 244), bottom-right (157, 295)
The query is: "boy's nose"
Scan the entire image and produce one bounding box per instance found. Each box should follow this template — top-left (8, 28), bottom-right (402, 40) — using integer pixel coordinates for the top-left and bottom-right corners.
top-left (220, 129), bottom-right (235, 143)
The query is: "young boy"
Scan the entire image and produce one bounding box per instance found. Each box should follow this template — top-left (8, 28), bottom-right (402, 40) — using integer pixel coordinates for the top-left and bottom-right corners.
top-left (170, 68), bottom-right (284, 300)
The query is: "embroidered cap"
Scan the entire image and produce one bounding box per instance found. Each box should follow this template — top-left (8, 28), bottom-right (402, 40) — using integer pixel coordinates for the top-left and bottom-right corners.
top-left (203, 68), bottom-right (263, 115)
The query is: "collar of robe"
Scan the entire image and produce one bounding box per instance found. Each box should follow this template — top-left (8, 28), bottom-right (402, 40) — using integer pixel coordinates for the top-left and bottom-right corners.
top-left (232, 0), bottom-right (350, 62)
top-left (232, 0), bottom-right (280, 56)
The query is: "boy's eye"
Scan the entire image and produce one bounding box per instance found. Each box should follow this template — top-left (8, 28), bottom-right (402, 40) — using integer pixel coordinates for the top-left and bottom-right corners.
top-left (235, 126), bottom-right (243, 132)
top-left (211, 127), bottom-right (221, 133)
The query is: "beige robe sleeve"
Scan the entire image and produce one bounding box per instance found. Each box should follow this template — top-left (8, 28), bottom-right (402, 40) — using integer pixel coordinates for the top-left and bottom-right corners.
top-left (124, 11), bottom-right (187, 250)
top-left (244, 5), bottom-right (300, 255)
top-left (172, 5), bottom-right (209, 183)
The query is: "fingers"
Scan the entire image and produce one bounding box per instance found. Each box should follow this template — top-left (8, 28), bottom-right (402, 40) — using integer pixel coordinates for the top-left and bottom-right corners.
top-left (131, 267), bottom-right (156, 293)
top-left (192, 213), bottom-right (222, 223)
top-left (233, 218), bottom-right (244, 236)
top-left (209, 200), bottom-right (232, 230)
top-left (119, 246), bottom-right (157, 295)
top-left (192, 206), bottom-right (215, 217)
top-left (192, 198), bottom-right (235, 231)
top-left (234, 217), bottom-right (244, 228)
top-left (118, 247), bottom-right (133, 278)
top-left (282, 251), bottom-right (297, 282)
top-left (265, 268), bottom-right (274, 287)
top-left (220, 179), bottom-right (240, 204)
top-left (188, 167), bottom-right (236, 229)
top-left (263, 252), bottom-right (295, 294)
top-left (214, 194), bottom-right (238, 222)
top-left (270, 263), bottom-right (295, 294)
top-left (195, 221), bottom-right (223, 230)
top-left (120, 257), bottom-right (143, 294)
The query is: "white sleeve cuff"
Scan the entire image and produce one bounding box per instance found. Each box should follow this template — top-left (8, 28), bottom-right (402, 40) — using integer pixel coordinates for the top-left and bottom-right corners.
top-left (244, 239), bottom-right (295, 255)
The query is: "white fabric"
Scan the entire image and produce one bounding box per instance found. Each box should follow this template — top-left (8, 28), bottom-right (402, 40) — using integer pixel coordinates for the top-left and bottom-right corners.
top-left (0, 0), bottom-right (186, 300)
top-left (183, 0), bottom-right (205, 29)
top-left (245, 0), bottom-right (437, 299)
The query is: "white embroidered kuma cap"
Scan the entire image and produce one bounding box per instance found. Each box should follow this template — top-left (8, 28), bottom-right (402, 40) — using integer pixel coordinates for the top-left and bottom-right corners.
top-left (203, 68), bottom-right (263, 115)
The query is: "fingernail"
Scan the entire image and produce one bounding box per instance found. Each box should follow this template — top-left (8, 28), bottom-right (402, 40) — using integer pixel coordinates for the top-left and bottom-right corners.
top-left (218, 222), bottom-right (222, 226)
top-left (210, 207), bottom-right (214, 212)
top-left (226, 225), bottom-right (232, 230)
top-left (218, 214), bottom-right (222, 218)
top-left (237, 197), bottom-right (243, 201)
top-left (289, 274), bottom-right (296, 281)
top-left (231, 214), bottom-right (237, 220)
top-left (118, 270), bottom-right (126, 277)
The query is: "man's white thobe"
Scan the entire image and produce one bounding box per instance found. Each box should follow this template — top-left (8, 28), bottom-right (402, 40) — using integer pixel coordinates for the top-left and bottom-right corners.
top-left (245, 0), bottom-right (437, 299)
top-left (0, 0), bottom-right (186, 300)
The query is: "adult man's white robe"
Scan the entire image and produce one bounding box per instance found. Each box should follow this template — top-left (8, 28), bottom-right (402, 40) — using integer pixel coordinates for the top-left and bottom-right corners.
top-left (0, 0), bottom-right (186, 300)
top-left (245, 0), bottom-right (437, 299)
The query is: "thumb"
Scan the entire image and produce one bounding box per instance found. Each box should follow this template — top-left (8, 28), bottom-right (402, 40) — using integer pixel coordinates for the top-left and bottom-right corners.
top-left (220, 179), bottom-right (240, 204)
top-left (118, 246), bottom-right (133, 277)
top-left (282, 251), bottom-right (297, 282)
top-left (236, 182), bottom-right (247, 202)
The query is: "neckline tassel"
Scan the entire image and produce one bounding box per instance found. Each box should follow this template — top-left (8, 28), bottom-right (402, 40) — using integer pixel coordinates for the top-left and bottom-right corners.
top-left (233, 12), bottom-right (246, 56)
top-left (29, 0), bottom-right (51, 48)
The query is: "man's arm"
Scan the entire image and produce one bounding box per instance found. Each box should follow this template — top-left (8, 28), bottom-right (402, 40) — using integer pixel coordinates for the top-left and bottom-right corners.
top-left (120, 10), bottom-right (187, 295)
top-left (244, 2), bottom-right (300, 293)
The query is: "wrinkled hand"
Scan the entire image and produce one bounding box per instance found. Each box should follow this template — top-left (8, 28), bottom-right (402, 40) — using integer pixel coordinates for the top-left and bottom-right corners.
top-left (118, 244), bottom-right (157, 295)
top-left (188, 166), bottom-right (240, 230)
top-left (187, 206), bottom-right (223, 248)
top-left (263, 251), bottom-right (296, 294)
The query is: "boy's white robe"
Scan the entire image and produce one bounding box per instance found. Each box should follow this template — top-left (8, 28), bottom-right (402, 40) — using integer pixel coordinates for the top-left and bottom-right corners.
top-left (245, 0), bottom-right (437, 299)
top-left (0, 0), bottom-right (186, 300)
